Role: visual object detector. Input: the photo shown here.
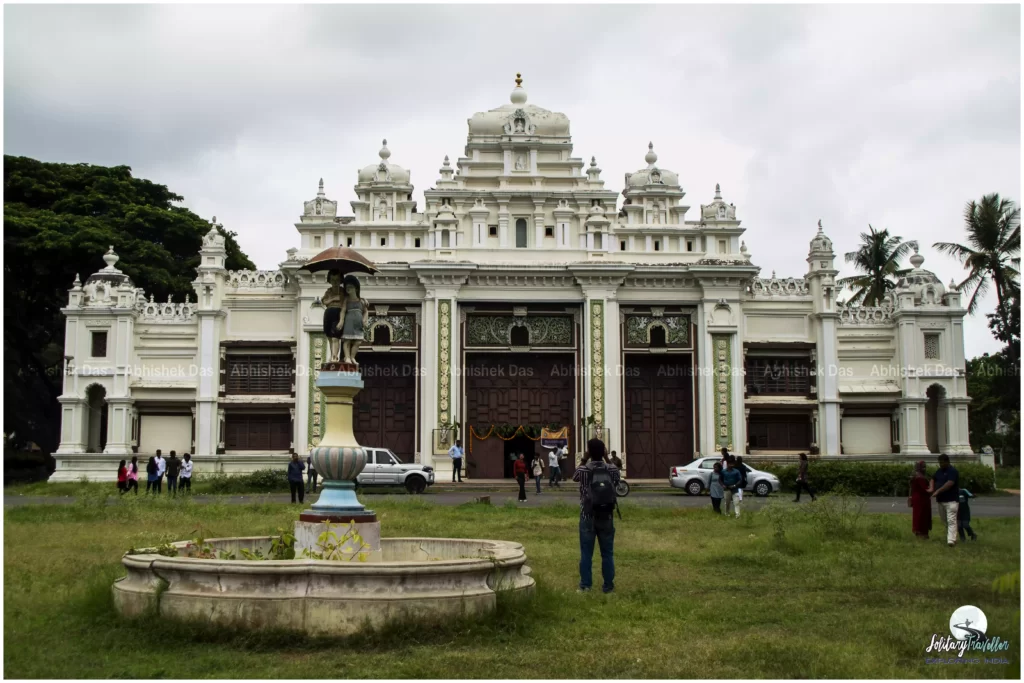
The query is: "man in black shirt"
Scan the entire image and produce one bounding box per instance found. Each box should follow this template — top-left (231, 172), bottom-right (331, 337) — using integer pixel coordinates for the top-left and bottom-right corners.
top-left (931, 454), bottom-right (960, 547)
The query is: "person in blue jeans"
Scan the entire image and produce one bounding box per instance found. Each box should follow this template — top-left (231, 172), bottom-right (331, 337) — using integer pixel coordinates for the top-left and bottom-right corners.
top-left (572, 438), bottom-right (620, 593)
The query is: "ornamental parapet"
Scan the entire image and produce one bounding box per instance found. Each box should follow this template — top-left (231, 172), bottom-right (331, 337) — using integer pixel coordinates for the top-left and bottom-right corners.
top-left (836, 294), bottom-right (897, 326)
top-left (133, 290), bottom-right (196, 323)
top-left (748, 277), bottom-right (810, 298)
top-left (227, 269), bottom-right (289, 289)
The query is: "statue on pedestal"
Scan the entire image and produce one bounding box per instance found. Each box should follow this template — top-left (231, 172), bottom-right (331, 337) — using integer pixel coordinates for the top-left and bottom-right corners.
top-left (323, 271), bottom-right (369, 366)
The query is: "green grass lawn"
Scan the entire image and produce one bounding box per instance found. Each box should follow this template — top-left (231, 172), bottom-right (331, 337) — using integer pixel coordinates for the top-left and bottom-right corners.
top-left (4, 496), bottom-right (1019, 678)
top-left (995, 466), bottom-right (1021, 490)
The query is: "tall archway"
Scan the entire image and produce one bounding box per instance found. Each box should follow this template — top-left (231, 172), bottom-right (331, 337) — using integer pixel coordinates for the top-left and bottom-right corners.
top-left (925, 384), bottom-right (946, 454)
top-left (515, 219), bottom-right (528, 248)
top-left (85, 384), bottom-right (108, 453)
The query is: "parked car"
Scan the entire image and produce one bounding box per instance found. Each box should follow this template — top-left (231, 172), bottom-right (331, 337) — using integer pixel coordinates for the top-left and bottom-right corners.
top-left (356, 448), bottom-right (434, 493)
top-left (669, 457), bottom-right (781, 497)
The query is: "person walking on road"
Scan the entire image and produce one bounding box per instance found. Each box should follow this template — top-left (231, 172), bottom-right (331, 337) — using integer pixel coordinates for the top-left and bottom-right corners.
top-left (288, 453), bottom-right (306, 504)
top-left (513, 453), bottom-right (529, 502)
top-left (548, 448), bottom-right (562, 488)
top-left (793, 453), bottom-right (817, 502)
top-left (573, 438), bottom-right (619, 593)
top-left (931, 454), bottom-right (960, 547)
top-left (721, 458), bottom-right (742, 518)
top-left (448, 440), bottom-right (464, 483)
top-left (532, 454), bottom-right (544, 494)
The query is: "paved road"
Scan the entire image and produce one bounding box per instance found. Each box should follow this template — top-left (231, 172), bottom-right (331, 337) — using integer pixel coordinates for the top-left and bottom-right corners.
top-left (4, 489), bottom-right (1020, 516)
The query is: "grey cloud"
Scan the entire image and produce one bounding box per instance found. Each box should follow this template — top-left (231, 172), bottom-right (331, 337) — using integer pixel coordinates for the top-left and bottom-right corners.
top-left (4, 4), bottom-right (1019, 357)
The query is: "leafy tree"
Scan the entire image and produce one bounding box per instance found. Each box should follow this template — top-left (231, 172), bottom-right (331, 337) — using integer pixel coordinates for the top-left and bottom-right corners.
top-left (4, 155), bottom-right (255, 453)
top-left (934, 193), bottom-right (1020, 325)
top-left (837, 225), bottom-right (912, 306)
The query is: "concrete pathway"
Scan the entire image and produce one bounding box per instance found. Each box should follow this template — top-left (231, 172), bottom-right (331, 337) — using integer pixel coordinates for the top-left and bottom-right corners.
top-left (4, 489), bottom-right (1020, 517)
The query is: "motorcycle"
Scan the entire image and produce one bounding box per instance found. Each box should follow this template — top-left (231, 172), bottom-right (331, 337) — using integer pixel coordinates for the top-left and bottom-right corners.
top-left (615, 479), bottom-right (630, 497)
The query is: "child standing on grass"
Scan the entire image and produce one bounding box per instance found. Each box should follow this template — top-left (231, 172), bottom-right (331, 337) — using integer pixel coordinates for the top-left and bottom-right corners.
top-left (957, 488), bottom-right (977, 541)
top-left (709, 462), bottom-right (724, 513)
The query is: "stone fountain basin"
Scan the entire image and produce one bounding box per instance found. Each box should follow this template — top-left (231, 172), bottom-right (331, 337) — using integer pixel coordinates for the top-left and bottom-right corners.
top-left (113, 537), bottom-right (534, 636)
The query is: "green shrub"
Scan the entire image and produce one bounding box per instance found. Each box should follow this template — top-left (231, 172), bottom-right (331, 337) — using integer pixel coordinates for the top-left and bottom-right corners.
top-left (198, 468), bottom-right (289, 494)
top-left (757, 460), bottom-right (996, 496)
top-left (805, 486), bottom-right (865, 538)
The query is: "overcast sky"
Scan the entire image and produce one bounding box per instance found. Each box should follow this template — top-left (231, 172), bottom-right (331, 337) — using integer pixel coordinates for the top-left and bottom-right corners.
top-left (4, 3), bottom-right (1020, 357)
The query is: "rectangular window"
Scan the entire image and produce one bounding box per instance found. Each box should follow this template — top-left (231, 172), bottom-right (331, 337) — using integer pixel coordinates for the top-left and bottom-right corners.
top-left (545, 226), bottom-right (554, 237)
top-left (225, 355), bottom-right (294, 395)
top-left (621, 241), bottom-right (627, 251)
top-left (748, 416), bottom-right (811, 450)
top-left (489, 225), bottom-right (498, 237)
top-left (924, 333), bottom-right (941, 360)
top-left (313, 235), bottom-right (322, 248)
top-left (441, 230), bottom-right (451, 248)
top-left (687, 240), bottom-right (694, 252)
top-left (745, 358), bottom-right (811, 395)
top-left (380, 237), bottom-right (387, 247)
top-left (654, 240), bottom-right (661, 252)
top-left (225, 413), bottom-right (291, 451)
top-left (718, 239), bottom-right (727, 254)
top-left (91, 331), bottom-right (108, 358)
top-left (347, 237), bottom-right (353, 247)
top-left (414, 238), bottom-right (421, 248)
top-left (594, 233), bottom-right (603, 250)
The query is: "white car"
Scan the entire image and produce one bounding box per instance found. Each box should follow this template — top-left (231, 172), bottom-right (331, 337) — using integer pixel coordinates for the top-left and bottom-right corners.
top-left (669, 457), bottom-right (781, 497)
top-left (356, 448), bottom-right (434, 494)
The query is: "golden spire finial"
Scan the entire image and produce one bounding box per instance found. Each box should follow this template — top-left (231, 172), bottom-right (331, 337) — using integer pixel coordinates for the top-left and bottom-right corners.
top-left (515, 72), bottom-right (522, 87)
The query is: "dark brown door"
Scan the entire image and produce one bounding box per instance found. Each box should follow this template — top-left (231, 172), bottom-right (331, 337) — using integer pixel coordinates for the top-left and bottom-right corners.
top-left (464, 353), bottom-right (576, 478)
top-left (624, 355), bottom-right (694, 478)
top-left (353, 353), bottom-right (417, 461)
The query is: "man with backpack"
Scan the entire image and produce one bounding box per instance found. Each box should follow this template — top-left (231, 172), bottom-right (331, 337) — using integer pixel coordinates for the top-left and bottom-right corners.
top-left (572, 438), bottom-right (620, 593)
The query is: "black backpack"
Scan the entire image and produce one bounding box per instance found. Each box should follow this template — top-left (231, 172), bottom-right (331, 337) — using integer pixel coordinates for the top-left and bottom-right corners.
top-left (588, 463), bottom-right (618, 518)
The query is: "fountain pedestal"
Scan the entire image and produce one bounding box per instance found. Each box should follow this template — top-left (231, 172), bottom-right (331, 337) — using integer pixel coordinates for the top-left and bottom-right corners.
top-left (298, 365), bottom-right (381, 558)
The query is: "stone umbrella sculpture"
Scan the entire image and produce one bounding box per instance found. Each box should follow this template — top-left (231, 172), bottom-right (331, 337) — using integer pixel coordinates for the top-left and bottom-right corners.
top-left (298, 247), bottom-right (380, 550)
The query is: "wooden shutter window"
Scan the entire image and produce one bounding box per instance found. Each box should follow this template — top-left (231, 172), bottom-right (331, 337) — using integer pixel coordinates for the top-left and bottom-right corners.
top-left (225, 355), bottom-right (293, 395)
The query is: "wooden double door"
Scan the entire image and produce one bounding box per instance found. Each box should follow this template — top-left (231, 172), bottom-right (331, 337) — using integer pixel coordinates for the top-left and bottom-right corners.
top-left (624, 355), bottom-right (695, 478)
top-left (464, 353), bottom-right (576, 478)
top-left (352, 352), bottom-right (417, 461)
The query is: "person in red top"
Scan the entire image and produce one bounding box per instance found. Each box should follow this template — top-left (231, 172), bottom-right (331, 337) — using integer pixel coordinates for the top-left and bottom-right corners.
top-left (116, 460), bottom-right (128, 495)
top-left (513, 453), bottom-right (529, 502)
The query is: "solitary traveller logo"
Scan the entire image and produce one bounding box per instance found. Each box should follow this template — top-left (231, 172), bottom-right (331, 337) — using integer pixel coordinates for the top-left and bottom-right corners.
top-left (924, 605), bottom-right (1011, 665)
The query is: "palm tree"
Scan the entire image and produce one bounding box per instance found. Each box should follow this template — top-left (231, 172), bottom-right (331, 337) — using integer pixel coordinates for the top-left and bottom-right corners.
top-left (837, 226), bottom-right (913, 306)
top-left (934, 194), bottom-right (1020, 325)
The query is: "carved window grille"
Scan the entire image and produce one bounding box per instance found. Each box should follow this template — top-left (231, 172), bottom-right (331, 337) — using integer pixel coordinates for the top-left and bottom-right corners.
top-left (225, 355), bottom-right (293, 395)
top-left (924, 333), bottom-right (940, 360)
top-left (91, 331), bottom-right (108, 358)
top-left (225, 413), bottom-right (291, 450)
top-left (745, 358), bottom-right (811, 395)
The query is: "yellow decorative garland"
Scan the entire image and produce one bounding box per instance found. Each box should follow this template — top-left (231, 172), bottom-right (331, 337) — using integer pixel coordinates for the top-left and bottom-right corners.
top-left (468, 424), bottom-right (543, 454)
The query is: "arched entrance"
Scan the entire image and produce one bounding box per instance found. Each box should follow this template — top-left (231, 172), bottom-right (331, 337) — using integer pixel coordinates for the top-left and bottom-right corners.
top-left (85, 384), bottom-right (108, 453)
top-left (925, 384), bottom-right (946, 454)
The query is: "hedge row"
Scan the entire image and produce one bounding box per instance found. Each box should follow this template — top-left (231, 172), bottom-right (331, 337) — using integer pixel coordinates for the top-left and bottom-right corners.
top-left (199, 469), bottom-right (291, 494)
top-left (755, 460), bottom-right (996, 497)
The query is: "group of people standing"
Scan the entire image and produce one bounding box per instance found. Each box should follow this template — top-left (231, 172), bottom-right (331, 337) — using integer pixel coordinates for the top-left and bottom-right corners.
top-left (116, 450), bottom-right (192, 496)
top-left (909, 454), bottom-right (977, 546)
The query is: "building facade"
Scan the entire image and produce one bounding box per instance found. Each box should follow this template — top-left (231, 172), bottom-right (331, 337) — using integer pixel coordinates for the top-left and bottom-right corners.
top-left (52, 77), bottom-right (973, 481)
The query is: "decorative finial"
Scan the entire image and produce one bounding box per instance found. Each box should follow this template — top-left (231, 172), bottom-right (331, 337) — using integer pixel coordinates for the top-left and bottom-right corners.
top-left (817, 219), bottom-right (823, 230)
top-left (772, 270), bottom-right (776, 279)
top-left (515, 72), bottom-right (522, 87)
top-left (590, 156), bottom-right (597, 166)
top-left (379, 139), bottom-right (391, 162)
top-left (72, 273), bottom-right (82, 288)
top-left (510, 74), bottom-right (528, 105)
top-left (102, 246), bottom-right (119, 271)
top-left (644, 142), bottom-right (658, 167)
top-left (740, 240), bottom-right (748, 254)
top-left (714, 183), bottom-right (722, 200)
top-left (443, 155), bottom-right (450, 166)
top-left (318, 178), bottom-right (324, 193)
top-left (909, 241), bottom-right (924, 269)
top-left (949, 277), bottom-right (957, 289)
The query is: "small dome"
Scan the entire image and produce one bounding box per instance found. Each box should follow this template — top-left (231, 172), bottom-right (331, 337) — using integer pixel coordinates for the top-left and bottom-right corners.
top-left (626, 142), bottom-right (679, 188)
top-left (809, 220), bottom-right (833, 253)
top-left (897, 244), bottom-right (946, 302)
top-left (357, 139), bottom-right (411, 185)
top-left (84, 245), bottom-right (133, 287)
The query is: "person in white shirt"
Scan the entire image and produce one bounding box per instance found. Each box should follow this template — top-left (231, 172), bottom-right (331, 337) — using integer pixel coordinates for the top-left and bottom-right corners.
top-left (179, 453), bottom-right (193, 494)
top-left (547, 448), bottom-right (562, 488)
top-left (155, 450), bottom-right (167, 494)
top-left (448, 440), bottom-right (464, 482)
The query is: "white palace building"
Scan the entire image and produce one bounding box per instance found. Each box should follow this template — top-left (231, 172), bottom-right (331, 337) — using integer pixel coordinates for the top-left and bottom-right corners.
top-left (52, 77), bottom-right (973, 482)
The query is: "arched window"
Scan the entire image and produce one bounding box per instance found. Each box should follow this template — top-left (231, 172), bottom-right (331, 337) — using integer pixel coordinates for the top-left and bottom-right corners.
top-left (649, 326), bottom-right (667, 349)
top-left (372, 325), bottom-right (391, 346)
top-left (515, 219), bottom-right (528, 248)
top-left (510, 325), bottom-right (530, 347)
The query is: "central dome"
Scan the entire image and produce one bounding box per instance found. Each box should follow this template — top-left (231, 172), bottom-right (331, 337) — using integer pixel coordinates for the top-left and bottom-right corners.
top-left (467, 74), bottom-right (570, 137)
top-left (358, 139), bottom-right (411, 185)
